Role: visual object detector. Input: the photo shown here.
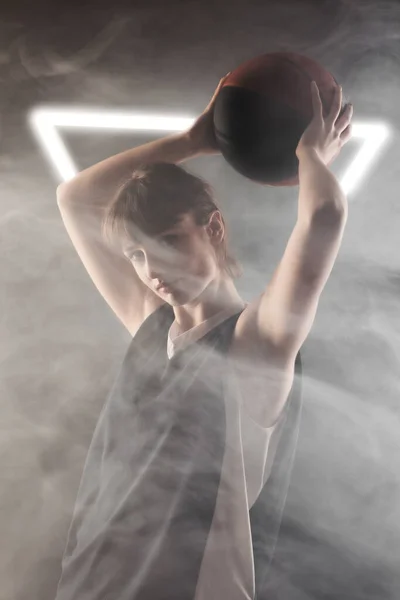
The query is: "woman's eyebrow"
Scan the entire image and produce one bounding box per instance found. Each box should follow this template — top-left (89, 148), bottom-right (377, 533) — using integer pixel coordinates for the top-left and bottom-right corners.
top-left (123, 226), bottom-right (182, 248)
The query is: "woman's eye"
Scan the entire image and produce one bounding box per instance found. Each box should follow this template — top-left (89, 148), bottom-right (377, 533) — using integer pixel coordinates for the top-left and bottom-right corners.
top-left (163, 235), bottom-right (179, 246)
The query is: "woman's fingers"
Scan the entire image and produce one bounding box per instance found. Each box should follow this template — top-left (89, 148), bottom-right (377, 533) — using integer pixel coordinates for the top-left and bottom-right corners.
top-left (206, 73), bottom-right (231, 111)
top-left (326, 85), bottom-right (343, 127)
top-left (340, 122), bottom-right (353, 143)
top-left (311, 81), bottom-right (323, 120)
top-left (336, 103), bottom-right (354, 134)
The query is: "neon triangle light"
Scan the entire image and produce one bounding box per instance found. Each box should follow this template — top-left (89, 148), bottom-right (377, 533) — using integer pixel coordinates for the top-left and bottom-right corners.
top-left (28, 105), bottom-right (392, 197)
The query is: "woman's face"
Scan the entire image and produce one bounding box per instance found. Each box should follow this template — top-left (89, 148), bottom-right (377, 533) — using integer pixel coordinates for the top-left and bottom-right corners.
top-left (123, 212), bottom-right (224, 306)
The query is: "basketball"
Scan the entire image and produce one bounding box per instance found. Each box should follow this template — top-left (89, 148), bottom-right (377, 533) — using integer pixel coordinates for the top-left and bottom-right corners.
top-left (213, 52), bottom-right (348, 186)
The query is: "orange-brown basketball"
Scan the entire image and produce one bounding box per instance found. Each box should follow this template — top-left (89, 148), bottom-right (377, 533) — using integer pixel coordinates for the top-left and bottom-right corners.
top-left (213, 52), bottom-right (348, 186)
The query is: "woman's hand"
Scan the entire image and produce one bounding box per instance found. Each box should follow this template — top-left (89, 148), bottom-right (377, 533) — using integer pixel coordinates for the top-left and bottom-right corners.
top-left (296, 81), bottom-right (354, 165)
top-left (186, 73), bottom-right (231, 155)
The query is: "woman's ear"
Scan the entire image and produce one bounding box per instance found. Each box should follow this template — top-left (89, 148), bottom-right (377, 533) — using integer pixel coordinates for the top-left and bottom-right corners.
top-left (207, 210), bottom-right (225, 242)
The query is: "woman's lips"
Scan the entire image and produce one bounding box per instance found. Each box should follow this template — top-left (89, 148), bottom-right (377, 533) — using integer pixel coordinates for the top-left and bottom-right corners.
top-left (156, 280), bottom-right (179, 292)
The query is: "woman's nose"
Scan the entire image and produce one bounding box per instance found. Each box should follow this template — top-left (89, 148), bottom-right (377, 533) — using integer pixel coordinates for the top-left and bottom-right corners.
top-left (144, 243), bottom-right (180, 280)
top-left (144, 252), bottom-right (171, 281)
top-left (146, 265), bottom-right (165, 282)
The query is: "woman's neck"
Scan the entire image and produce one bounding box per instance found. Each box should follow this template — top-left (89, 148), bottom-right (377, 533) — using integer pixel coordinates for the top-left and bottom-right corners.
top-left (173, 277), bottom-right (244, 334)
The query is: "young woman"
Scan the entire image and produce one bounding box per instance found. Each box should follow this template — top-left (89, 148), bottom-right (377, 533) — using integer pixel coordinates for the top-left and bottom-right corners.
top-left (55, 76), bottom-right (353, 600)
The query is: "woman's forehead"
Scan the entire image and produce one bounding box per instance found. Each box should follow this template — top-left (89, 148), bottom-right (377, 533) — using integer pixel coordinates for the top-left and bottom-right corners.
top-left (123, 213), bottom-right (195, 243)
top-left (121, 224), bottom-right (186, 252)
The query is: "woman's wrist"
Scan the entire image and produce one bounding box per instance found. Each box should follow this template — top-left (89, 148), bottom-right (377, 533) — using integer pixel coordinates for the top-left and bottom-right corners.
top-left (182, 130), bottom-right (206, 158)
top-left (296, 145), bottom-right (322, 162)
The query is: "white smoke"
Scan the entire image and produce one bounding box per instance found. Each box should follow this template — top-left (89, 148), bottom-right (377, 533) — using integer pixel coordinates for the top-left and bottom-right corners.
top-left (1, 0), bottom-right (400, 598)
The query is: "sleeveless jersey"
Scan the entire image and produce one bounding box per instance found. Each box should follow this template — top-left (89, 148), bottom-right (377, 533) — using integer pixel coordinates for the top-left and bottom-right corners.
top-left (55, 303), bottom-right (302, 600)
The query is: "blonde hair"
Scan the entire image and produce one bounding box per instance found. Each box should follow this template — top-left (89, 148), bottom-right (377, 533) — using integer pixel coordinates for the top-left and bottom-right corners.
top-left (101, 162), bottom-right (242, 279)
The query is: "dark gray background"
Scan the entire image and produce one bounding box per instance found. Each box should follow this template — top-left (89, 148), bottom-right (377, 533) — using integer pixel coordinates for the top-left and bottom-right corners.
top-left (1, 0), bottom-right (400, 598)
